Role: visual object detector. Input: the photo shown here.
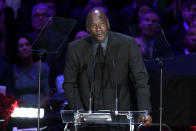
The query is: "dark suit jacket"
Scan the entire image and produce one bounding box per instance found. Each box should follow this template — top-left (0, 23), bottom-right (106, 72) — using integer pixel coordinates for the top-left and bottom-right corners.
top-left (63, 31), bottom-right (151, 112)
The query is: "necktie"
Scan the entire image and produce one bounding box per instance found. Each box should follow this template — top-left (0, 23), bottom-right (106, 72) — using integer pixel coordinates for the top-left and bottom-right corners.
top-left (145, 42), bottom-right (153, 59)
top-left (93, 44), bottom-right (104, 110)
top-left (96, 44), bottom-right (104, 70)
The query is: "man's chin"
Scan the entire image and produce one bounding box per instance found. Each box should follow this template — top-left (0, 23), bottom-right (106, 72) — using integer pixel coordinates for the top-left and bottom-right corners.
top-left (96, 36), bottom-right (106, 43)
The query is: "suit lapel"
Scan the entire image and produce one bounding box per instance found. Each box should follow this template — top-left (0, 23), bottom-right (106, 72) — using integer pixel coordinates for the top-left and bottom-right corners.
top-left (103, 32), bottom-right (119, 86)
top-left (83, 37), bottom-right (94, 86)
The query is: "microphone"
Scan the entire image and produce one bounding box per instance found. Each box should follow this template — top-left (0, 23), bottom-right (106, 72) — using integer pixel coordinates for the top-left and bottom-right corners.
top-left (89, 57), bottom-right (96, 114)
top-left (112, 58), bottom-right (119, 115)
top-left (154, 57), bottom-right (163, 67)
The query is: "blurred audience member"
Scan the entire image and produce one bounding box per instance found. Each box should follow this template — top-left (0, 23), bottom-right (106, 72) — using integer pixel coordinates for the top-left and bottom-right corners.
top-left (167, 0), bottom-right (196, 45)
top-left (135, 11), bottom-right (171, 59)
top-left (0, 10), bottom-right (5, 57)
top-left (120, 1), bottom-right (154, 34)
top-left (136, 2), bottom-right (154, 24)
top-left (16, 0), bottom-right (36, 33)
top-left (0, 0), bottom-right (15, 28)
top-left (37, 0), bottom-right (56, 17)
top-left (0, 57), bottom-right (15, 95)
top-left (0, 0), bottom-right (17, 63)
top-left (85, 0), bottom-right (104, 12)
top-left (74, 30), bottom-right (89, 40)
top-left (184, 26), bottom-right (196, 54)
top-left (13, 34), bottom-right (49, 107)
top-left (31, 3), bottom-right (52, 38)
top-left (135, 11), bottom-right (160, 59)
top-left (5, 0), bottom-right (21, 18)
top-left (161, 0), bottom-right (183, 28)
top-left (172, 25), bottom-right (196, 55)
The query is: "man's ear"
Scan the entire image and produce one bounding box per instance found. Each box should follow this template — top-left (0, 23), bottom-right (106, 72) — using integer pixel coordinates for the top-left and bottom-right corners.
top-left (107, 19), bottom-right (110, 30)
top-left (86, 23), bottom-right (90, 32)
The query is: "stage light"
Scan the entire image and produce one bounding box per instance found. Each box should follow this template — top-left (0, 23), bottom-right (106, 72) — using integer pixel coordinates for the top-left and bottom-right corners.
top-left (11, 107), bottom-right (44, 118)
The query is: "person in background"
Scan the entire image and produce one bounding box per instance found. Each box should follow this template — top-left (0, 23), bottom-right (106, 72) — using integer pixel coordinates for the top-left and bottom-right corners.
top-left (13, 34), bottom-right (49, 107)
top-left (134, 11), bottom-right (171, 59)
top-left (74, 30), bottom-right (89, 40)
top-left (135, 11), bottom-right (160, 59)
top-left (0, 0), bottom-right (17, 63)
top-left (37, 0), bottom-right (56, 17)
top-left (166, 0), bottom-right (196, 45)
top-left (0, 57), bottom-right (15, 95)
top-left (119, 0), bottom-right (155, 34)
top-left (30, 3), bottom-right (52, 38)
top-left (172, 25), bottom-right (196, 55)
top-left (63, 9), bottom-right (152, 130)
top-left (0, 5), bottom-right (15, 95)
top-left (0, 9), bottom-right (6, 58)
top-left (184, 25), bottom-right (196, 54)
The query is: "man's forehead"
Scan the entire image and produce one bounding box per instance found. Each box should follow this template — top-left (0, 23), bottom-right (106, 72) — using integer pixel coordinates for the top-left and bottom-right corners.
top-left (88, 9), bottom-right (106, 17)
top-left (35, 8), bottom-right (48, 13)
top-left (87, 10), bottom-right (107, 22)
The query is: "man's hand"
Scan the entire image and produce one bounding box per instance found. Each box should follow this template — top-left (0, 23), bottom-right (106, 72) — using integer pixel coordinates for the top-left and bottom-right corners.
top-left (139, 114), bottom-right (152, 126)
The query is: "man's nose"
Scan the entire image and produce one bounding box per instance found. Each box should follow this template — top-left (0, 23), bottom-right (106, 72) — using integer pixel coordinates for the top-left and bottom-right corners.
top-left (38, 15), bottom-right (44, 19)
top-left (146, 20), bottom-right (153, 25)
top-left (95, 24), bottom-right (102, 31)
top-left (22, 45), bottom-right (27, 49)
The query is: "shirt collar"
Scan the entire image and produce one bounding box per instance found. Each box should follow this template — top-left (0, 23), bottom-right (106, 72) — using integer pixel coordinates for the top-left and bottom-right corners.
top-left (91, 35), bottom-right (108, 55)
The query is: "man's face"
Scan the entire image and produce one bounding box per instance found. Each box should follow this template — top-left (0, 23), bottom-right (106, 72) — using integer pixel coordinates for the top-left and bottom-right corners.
top-left (139, 12), bottom-right (160, 37)
top-left (185, 26), bottom-right (196, 52)
top-left (86, 10), bottom-right (109, 43)
top-left (32, 8), bottom-right (50, 31)
top-left (138, 5), bottom-right (152, 21)
top-left (182, 4), bottom-right (196, 25)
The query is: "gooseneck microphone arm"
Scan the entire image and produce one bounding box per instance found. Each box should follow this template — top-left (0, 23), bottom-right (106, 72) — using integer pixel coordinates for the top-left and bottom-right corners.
top-left (112, 58), bottom-right (119, 115)
top-left (89, 58), bottom-right (96, 113)
top-left (154, 57), bottom-right (163, 131)
top-left (37, 49), bottom-right (47, 131)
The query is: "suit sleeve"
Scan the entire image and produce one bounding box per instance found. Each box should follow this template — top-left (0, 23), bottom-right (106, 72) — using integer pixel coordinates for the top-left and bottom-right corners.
top-left (128, 38), bottom-right (152, 112)
top-left (63, 44), bottom-right (84, 110)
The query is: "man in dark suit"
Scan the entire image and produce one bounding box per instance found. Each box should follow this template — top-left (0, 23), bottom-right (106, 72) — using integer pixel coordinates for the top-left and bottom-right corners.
top-left (63, 9), bottom-right (152, 129)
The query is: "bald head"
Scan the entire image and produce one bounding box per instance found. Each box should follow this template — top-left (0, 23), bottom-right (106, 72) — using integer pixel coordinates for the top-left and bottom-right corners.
top-left (86, 9), bottom-right (110, 43)
top-left (86, 9), bottom-right (107, 24)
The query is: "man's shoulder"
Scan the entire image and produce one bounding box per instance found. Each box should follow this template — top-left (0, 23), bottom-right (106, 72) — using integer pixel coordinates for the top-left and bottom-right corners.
top-left (68, 35), bottom-right (91, 48)
top-left (110, 31), bottom-right (134, 41)
top-left (109, 31), bottom-right (136, 47)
